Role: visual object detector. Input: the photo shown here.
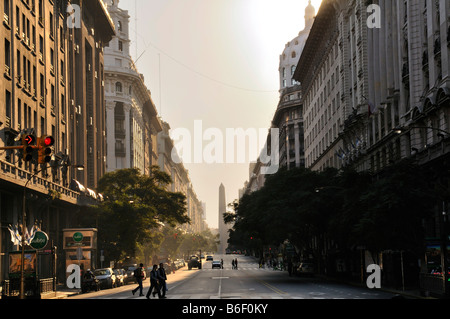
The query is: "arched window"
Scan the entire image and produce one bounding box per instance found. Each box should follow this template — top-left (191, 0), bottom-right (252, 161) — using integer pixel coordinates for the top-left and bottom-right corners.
top-left (291, 51), bottom-right (296, 58)
top-left (118, 21), bottom-right (122, 32)
top-left (115, 82), bottom-right (122, 92)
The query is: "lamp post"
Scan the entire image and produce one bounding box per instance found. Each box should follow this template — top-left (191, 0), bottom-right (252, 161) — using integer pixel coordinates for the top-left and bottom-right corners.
top-left (19, 164), bottom-right (84, 299)
top-left (394, 126), bottom-right (450, 137)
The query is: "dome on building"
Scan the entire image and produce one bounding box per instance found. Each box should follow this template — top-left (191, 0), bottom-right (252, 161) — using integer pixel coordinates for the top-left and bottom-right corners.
top-left (279, 1), bottom-right (315, 92)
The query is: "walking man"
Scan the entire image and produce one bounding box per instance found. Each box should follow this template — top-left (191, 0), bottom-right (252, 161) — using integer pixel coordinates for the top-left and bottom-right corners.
top-left (131, 263), bottom-right (146, 296)
top-left (235, 258), bottom-right (238, 270)
top-left (146, 265), bottom-right (162, 299)
top-left (156, 263), bottom-right (168, 298)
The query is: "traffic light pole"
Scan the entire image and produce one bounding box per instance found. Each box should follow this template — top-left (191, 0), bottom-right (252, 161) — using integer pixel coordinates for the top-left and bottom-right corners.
top-left (19, 167), bottom-right (46, 299)
top-left (19, 163), bottom-right (84, 299)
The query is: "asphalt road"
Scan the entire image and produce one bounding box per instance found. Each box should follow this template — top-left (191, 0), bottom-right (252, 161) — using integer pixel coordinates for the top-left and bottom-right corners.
top-left (69, 254), bottom-right (399, 300)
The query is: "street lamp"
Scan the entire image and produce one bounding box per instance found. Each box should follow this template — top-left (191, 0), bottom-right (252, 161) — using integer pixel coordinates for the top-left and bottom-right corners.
top-left (19, 163), bottom-right (84, 299)
top-left (394, 126), bottom-right (450, 136)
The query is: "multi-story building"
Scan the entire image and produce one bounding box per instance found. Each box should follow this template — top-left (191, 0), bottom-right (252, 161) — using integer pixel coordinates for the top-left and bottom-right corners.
top-left (104, 0), bottom-right (162, 175)
top-left (294, 0), bottom-right (369, 172)
top-left (294, 0), bottom-right (450, 295)
top-left (242, 2), bottom-right (315, 196)
top-left (272, 2), bottom-right (314, 170)
top-left (157, 120), bottom-right (206, 233)
top-left (0, 0), bottom-right (114, 285)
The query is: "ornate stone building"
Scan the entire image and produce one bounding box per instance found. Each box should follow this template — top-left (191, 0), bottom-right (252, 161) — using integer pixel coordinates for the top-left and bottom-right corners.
top-left (294, 0), bottom-right (450, 295)
top-left (0, 0), bottom-right (114, 284)
top-left (104, 0), bottom-right (161, 175)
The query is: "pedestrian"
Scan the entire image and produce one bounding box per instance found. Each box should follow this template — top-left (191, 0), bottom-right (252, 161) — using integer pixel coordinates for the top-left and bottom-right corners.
top-left (146, 264), bottom-right (162, 299)
top-left (221, 259), bottom-right (224, 269)
top-left (232, 259), bottom-right (235, 269)
top-left (288, 260), bottom-right (293, 277)
top-left (131, 263), bottom-right (146, 296)
top-left (156, 263), bottom-right (168, 298)
top-left (235, 258), bottom-right (238, 270)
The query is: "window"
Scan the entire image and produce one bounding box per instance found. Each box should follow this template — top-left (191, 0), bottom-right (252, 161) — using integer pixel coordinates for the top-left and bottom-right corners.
top-left (4, 0), bottom-right (10, 24)
top-left (61, 94), bottom-right (65, 115)
top-left (118, 21), bottom-right (122, 32)
top-left (5, 90), bottom-right (11, 127)
top-left (5, 39), bottom-right (10, 75)
top-left (118, 40), bottom-right (123, 51)
top-left (115, 82), bottom-right (122, 92)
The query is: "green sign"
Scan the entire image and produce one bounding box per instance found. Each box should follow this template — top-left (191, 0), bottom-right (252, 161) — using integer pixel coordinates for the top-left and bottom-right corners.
top-left (30, 231), bottom-right (49, 250)
top-left (73, 232), bottom-right (83, 242)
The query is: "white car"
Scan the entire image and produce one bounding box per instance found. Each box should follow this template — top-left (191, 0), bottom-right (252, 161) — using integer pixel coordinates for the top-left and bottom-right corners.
top-left (212, 261), bottom-right (222, 269)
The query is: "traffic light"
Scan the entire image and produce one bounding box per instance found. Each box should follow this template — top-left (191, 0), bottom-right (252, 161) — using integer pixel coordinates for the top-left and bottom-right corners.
top-left (21, 134), bottom-right (36, 162)
top-left (38, 135), bottom-right (55, 164)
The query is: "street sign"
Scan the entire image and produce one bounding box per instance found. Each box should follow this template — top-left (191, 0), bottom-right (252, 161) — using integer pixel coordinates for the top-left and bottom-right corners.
top-left (30, 231), bottom-right (49, 250)
top-left (73, 232), bottom-right (83, 242)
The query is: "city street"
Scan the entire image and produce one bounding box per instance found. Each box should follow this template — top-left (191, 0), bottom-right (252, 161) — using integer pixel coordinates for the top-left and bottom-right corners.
top-left (69, 255), bottom-right (398, 300)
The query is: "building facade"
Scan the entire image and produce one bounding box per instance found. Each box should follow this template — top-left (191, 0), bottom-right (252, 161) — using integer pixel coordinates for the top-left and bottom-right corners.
top-left (293, 0), bottom-right (450, 295)
top-left (0, 0), bottom-right (114, 285)
top-left (157, 121), bottom-right (206, 234)
top-left (272, 1), bottom-right (314, 170)
top-left (104, 0), bottom-right (162, 176)
top-left (294, 0), bottom-right (369, 172)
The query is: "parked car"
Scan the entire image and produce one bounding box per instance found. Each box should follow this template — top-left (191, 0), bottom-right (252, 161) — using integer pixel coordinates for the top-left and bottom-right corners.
top-left (94, 268), bottom-right (117, 289)
top-left (212, 261), bottom-right (222, 269)
top-left (113, 269), bottom-right (124, 287)
top-left (297, 263), bottom-right (315, 276)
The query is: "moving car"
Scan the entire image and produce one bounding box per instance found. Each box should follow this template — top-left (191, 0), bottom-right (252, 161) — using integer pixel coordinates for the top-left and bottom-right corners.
top-left (123, 264), bottom-right (138, 284)
top-left (94, 268), bottom-right (117, 289)
top-left (212, 261), bottom-right (222, 269)
top-left (206, 255), bottom-right (213, 261)
top-left (188, 255), bottom-right (202, 270)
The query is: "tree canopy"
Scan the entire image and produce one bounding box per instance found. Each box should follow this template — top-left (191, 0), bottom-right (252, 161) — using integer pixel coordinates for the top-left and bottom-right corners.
top-left (226, 160), bottom-right (438, 258)
top-left (87, 166), bottom-right (190, 262)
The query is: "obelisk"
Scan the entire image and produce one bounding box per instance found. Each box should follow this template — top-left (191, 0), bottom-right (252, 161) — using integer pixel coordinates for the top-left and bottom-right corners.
top-left (218, 183), bottom-right (228, 254)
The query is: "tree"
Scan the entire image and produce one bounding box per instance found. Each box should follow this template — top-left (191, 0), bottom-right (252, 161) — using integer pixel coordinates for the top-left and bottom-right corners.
top-left (87, 167), bottom-right (190, 263)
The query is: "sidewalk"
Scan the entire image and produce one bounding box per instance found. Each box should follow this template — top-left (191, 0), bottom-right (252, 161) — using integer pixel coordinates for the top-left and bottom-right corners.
top-left (42, 265), bottom-right (198, 299)
top-left (313, 274), bottom-right (435, 299)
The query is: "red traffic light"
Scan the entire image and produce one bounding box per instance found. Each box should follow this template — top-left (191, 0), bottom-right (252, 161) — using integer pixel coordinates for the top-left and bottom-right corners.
top-left (44, 136), bottom-right (54, 147)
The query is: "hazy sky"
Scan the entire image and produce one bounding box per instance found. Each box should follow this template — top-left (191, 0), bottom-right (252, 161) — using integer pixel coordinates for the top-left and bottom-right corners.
top-left (118, 0), bottom-right (323, 228)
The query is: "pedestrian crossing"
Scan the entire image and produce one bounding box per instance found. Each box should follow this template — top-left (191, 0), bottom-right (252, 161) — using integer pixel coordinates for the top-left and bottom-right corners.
top-left (202, 262), bottom-right (282, 272)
